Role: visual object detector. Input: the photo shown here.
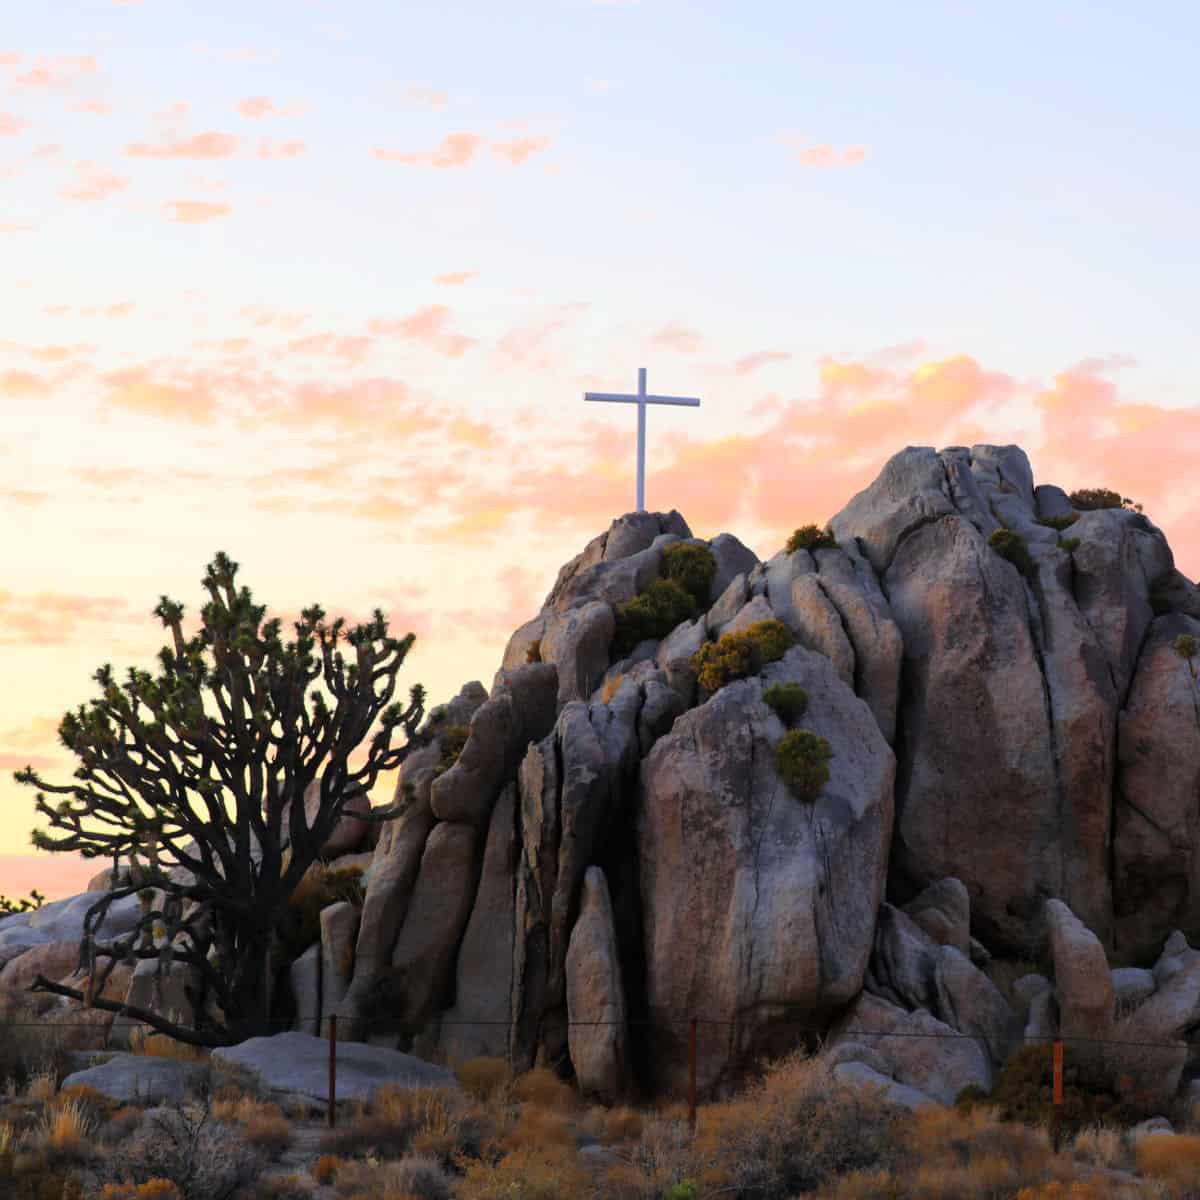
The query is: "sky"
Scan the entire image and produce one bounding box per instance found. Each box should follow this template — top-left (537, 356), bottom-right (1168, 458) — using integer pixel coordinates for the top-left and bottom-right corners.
top-left (3, 1), bottom-right (1198, 899)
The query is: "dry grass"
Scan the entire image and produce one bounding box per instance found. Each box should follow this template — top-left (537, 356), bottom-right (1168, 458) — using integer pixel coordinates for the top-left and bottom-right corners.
top-left (311, 1152), bottom-right (343, 1184)
top-left (100, 1182), bottom-right (184, 1200)
top-left (454, 1056), bottom-right (512, 1102)
top-left (333, 1153), bottom-right (452, 1199)
top-left (511, 1066), bottom-right (575, 1111)
top-left (456, 1144), bottom-right (594, 1200)
top-left (241, 1111), bottom-right (294, 1158)
top-left (24, 1068), bottom-right (57, 1102)
top-left (1072, 1124), bottom-right (1128, 1171)
top-left (128, 1026), bottom-right (207, 1062)
top-left (32, 1095), bottom-right (99, 1166)
top-left (1135, 1131), bottom-right (1200, 1182)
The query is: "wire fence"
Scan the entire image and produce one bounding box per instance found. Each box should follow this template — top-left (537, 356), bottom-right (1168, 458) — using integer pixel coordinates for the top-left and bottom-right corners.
top-left (3, 1007), bottom-right (1196, 1138)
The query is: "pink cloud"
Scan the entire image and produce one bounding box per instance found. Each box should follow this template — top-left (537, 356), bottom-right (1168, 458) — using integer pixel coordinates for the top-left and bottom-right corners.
top-left (164, 199), bottom-right (230, 223)
top-left (372, 132), bottom-right (485, 167)
top-left (100, 365), bottom-right (223, 422)
top-left (239, 305), bottom-right (309, 331)
top-left (286, 333), bottom-right (373, 363)
top-left (31, 143), bottom-right (61, 158)
top-left (128, 131), bottom-right (239, 159)
top-left (12, 55), bottom-right (98, 90)
top-left (433, 270), bottom-right (478, 286)
top-left (234, 95), bottom-right (304, 119)
top-left (493, 303), bottom-right (588, 371)
top-left (779, 134), bottom-right (868, 168)
top-left (0, 370), bottom-right (53, 398)
top-left (491, 135), bottom-right (552, 164)
top-left (0, 112), bottom-right (29, 136)
top-left (733, 350), bottom-right (792, 375)
top-left (59, 163), bottom-right (128, 202)
top-left (256, 137), bottom-right (306, 159)
top-left (71, 99), bottom-right (112, 115)
top-left (645, 322), bottom-right (704, 353)
top-left (0, 53), bottom-right (20, 67)
top-left (0, 222), bottom-right (34, 234)
top-left (368, 305), bottom-right (476, 357)
top-left (405, 86), bottom-right (449, 110)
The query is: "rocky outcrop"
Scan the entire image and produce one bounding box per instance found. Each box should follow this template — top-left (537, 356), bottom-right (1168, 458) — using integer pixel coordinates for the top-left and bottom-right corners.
top-left (638, 643), bottom-right (895, 1096)
top-left (1045, 899), bottom-right (1113, 1077)
top-left (566, 867), bottom-right (628, 1101)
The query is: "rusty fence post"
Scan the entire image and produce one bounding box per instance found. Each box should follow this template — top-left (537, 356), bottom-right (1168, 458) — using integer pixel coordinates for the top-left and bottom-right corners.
top-left (328, 1013), bottom-right (337, 1129)
top-left (1051, 1038), bottom-right (1063, 1151)
top-left (688, 1016), bottom-right (697, 1133)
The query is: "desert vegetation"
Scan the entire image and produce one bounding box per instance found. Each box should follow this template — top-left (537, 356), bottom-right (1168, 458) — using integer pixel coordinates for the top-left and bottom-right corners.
top-left (612, 542), bottom-right (719, 656)
top-left (690, 619), bottom-right (795, 693)
top-left (785, 524), bottom-right (838, 555)
top-left (0, 1013), bottom-right (1198, 1199)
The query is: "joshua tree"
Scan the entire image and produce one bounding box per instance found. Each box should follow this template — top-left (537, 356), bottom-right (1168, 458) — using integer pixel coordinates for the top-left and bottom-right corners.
top-left (13, 551), bottom-right (429, 1046)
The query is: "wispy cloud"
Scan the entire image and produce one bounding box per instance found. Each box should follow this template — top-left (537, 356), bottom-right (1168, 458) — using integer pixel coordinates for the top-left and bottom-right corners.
top-left (732, 350), bottom-right (792, 375)
top-left (0, 112), bottom-right (28, 136)
top-left (779, 133), bottom-right (867, 167)
top-left (59, 162), bottom-right (128, 202)
top-left (164, 199), bottom-right (231, 223)
top-left (128, 131), bottom-right (239, 159)
top-left (433, 270), bottom-right (478, 286)
top-left (645, 322), bottom-right (704, 353)
top-left (255, 138), bottom-right (306, 159)
top-left (405, 86), bottom-right (449, 110)
top-left (234, 96), bottom-right (305, 119)
top-left (70, 98), bottom-right (112, 115)
top-left (368, 305), bottom-right (475, 357)
top-left (286, 332), bottom-right (373, 363)
top-left (12, 54), bottom-right (98, 90)
top-left (372, 132), bottom-right (485, 168)
top-left (491, 135), bottom-right (552, 164)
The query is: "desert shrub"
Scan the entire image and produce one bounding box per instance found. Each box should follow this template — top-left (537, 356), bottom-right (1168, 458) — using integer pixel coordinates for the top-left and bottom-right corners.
top-left (310, 1153), bottom-right (341, 1184)
top-left (525, 638), bottom-right (542, 664)
top-left (321, 1084), bottom-right (478, 1165)
top-left (257, 1176), bottom-right (312, 1200)
top-left (501, 1106), bottom-right (574, 1153)
top-left (762, 682), bottom-right (808, 724)
top-left (97, 1105), bottom-right (143, 1146)
top-left (602, 1105), bottom-right (643, 1144)
top-left (279, 863), bottom-right (365, 959)
top-left (511, 1067), bottom-right (574, 1112)
top-left (660, 542), bottom-right (718, 607)
top-left (1036, 513), bottom-right (1080, 531)
top-left (1071, 1124), bottom-right (1126, 1170)
top-left (663, 1184), bottom-right (698, 1200)
top-left (785, 524), bottom-right (837, 554)
top-left (1173, 634), bottom-right (1197, 662)
top-left (1068, 488), bottom-right (1142, 513)
top-left (104, 1101), bottom-right (264, 1200)
top-left (240, 1112), bottom-right (292, 1159)
top-left (613, 578), bottom-right (698, 657)
top-left (31, 1097), bottom-right (100, 1168)
top-left (988, 528), bottom-right (1036, 580)
top-left (0, 1004), bottom-right (76, 1094)
top-left (0, 890), bottom-right (45, 916)
top-left (691, 619), bottom-right (795, 693)
top-left (454, 1058), bottom-right (512, 1103)
top-left (101, 1182), bottom-right (184, 1200)
top-left (1058, 537), bottom-right (1080, 553)
top-left (456, 1145), bottom-right (592, 1200)
top-left (128, 1028), bottom-right (207, 1063)
top-left (1135, 1131), bottom-right (1200, 1182)
top-left (434, 724), bottom-right (471, 777)
top-left (776, 730), bottom-right (833, 801)
top-left (989, 1043), bottom-right (1165, 1133)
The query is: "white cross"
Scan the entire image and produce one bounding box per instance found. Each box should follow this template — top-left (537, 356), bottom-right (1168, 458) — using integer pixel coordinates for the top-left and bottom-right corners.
top-left (583, 367), bottom-right (701, 513)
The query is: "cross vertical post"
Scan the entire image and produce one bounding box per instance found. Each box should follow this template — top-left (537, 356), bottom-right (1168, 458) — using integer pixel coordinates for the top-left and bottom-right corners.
top-left (583, 367), bottom-right (701, 513)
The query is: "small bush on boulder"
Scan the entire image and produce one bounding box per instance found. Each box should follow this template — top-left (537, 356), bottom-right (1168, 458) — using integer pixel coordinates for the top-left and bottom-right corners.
top-left (660, 542), bottom-right (718, 607)
top-left (988, 528), bottom-right (1036, 580)
top-left (691, 620), bottom-right (795, 693)
top-left (1059, 536), bottom-right (1080, 553)
top-left (1035, 513), bottom-right (1080, 531)
top-left (762, 683), bottom-right (809, 724)
top-left (785, 524), bottom-right (837, 555)
top-left (434, 724), bottom-right (471, 777)
top-left (776, 730), bottom-right (833, 801)
top-left (613, 578), bottom-right (698, 657)
top-left (1068, 487), bottom-right (1143, 513)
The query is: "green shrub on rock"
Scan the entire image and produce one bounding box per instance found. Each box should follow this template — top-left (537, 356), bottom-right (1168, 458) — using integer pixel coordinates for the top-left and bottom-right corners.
top-left (660, 541), bottom-right (718, 607)
top-left (1068, 487), bottom-right (1143, 513)
top-left (613, 577), bottom-right (698, 657)
top-left (987, 528), bottom-right (1036, 580)
top-left (1059, 536), bottom-right (1081, 553)
top-left (785, 524), bottom-right (837, 555)
top-left (762, 682), bottom-right (809, 724)
top-left (1035, 512), bottom-right (1080, 531)
top-left (776, 729), bottom-right (833, 801)
top-left (434, 723), bottom-right (471, 776)
top-left (691, 619), bottom-right (796, 693)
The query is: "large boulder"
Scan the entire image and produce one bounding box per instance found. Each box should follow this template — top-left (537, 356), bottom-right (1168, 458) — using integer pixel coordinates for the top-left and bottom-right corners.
top-left (213, 1031), bottom-right (457, 1109)
top-left (439, 783), bottom-right (520, 1063)
top-left (828, 444), bottom-right (1131, 949)
top-left (62, 1053), bottom-right (204, 1105)
top-left (566, 867), bottom-right (628, 1102)
top-left (1045, 899), bottom-right (1113, 1078)
top-left (293, 776), bottom-right (372, 859)
top-left (638, 643), bottom-right (895, 1096)
top-left (1113, 615), bottom-right (1200, 958)
top-left (902, 878), bottom-right (971, 956)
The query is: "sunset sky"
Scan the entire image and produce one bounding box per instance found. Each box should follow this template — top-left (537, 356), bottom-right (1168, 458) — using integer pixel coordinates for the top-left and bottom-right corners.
top-left (4, 2), bottom-right (1198, 899)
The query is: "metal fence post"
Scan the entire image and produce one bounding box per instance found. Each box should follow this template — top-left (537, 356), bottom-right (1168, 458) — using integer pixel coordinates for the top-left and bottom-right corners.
top-left (688, 1016), bottom-right (697, 1133)
top-left (328, 1013), bottom-right (337, 1128)
top-left (1051, 1038), bottom-right (1063, 1150)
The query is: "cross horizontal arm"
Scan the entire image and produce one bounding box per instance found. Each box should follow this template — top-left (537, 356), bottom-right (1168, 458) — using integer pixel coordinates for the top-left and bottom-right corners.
top-left (584, 393), bottom-right (701, 407)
